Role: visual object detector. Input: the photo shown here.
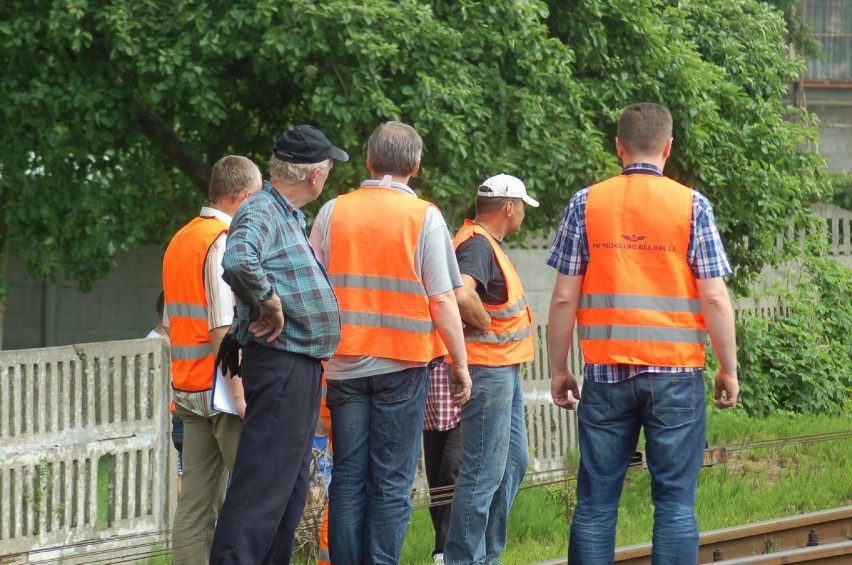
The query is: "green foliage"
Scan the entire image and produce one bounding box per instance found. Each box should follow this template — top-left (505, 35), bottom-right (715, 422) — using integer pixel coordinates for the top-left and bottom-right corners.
top-left (545, 0), bottom-right (826, 293)
top-left (736, 256), bottom-right (852, 417)
top-left (826, 171), bottom-right (852, 211)
top-left (0, 0), bottom-right (826, 296)
top-left (21, 459), bottom-right (64, 536)
top-left (762, 0), bottom-right (823, 58)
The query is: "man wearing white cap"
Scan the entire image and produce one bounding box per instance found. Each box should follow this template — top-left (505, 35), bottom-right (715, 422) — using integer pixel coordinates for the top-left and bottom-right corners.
top-left (444, 174), bottom-right (539, 565)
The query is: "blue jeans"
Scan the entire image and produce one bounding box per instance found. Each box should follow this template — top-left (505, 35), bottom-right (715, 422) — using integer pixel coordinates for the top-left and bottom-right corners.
top-left (326, 366), bottom-right (429, 565)
top-left (568, 370), bottom-right (706, 565)
top-left (445, 365), bottom-right (529, 565)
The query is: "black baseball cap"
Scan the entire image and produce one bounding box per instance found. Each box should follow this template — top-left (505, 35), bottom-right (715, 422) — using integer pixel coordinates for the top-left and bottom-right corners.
top-left (273, 125), bottom-right (350, 164)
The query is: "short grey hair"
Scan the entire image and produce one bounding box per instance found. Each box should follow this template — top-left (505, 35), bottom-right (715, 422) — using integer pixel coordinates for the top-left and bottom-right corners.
top-left (208, 155), bottom-right (262, 203)
top-left (268, 155), bottom-right (332, 184)
top-left (367, 121), bottom-right (422, 177)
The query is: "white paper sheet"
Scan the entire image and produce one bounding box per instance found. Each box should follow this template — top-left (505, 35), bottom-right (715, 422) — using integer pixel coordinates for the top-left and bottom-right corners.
top-left (211, 367), bottom-right (238, 415)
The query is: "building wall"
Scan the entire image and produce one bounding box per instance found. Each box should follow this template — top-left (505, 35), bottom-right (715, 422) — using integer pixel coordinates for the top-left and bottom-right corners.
top-left (3, 245), bottom-right (165, 351)
top-left (806, 87), bottom-right (852, 172)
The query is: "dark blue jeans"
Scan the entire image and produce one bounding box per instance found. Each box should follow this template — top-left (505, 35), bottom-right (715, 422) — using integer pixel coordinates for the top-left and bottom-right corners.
top-left (209, 346), bottom-right (322, 565)
top-left (326, 366), bottom-right (429, 565)
top-left (568, 370), bottom-right (706, 565)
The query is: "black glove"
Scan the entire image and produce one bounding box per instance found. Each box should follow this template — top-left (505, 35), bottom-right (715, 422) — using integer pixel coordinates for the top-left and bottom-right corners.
top-left (216, 331), bottom-right (242, 378)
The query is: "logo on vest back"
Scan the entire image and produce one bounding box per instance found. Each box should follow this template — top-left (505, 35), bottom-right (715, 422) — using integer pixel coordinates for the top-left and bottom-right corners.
top-left (592, 235), bottom-right (677, 253)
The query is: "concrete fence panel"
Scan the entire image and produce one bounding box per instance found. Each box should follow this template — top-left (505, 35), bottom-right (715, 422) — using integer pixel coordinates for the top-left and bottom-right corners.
top-left (0, 339), bottom-right (175, 562)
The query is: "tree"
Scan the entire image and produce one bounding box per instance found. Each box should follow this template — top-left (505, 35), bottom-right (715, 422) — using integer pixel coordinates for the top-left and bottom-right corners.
top-left (0, 0), bottom-right (827, 339)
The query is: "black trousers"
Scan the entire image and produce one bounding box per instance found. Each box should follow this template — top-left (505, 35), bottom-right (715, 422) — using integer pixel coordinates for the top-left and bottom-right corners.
top-left (423, 425), bottom-right (462, 556)
top-left (210, 345), bottom-right (323, 565)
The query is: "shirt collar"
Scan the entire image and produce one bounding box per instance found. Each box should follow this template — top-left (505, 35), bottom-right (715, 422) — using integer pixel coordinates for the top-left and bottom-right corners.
top-left (361, 178), bottom-right (417, 196)
top-left (199, 206), bottom-right (233, 226)
top-left (622, 163), bottom-right (663, 177)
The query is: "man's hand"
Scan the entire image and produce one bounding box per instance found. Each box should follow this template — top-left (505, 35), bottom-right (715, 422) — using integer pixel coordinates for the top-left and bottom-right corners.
top-left (249, 294), bottom-right (285, 343)
top-left (714, 369), bottom-right (739, 408)
top-left (215, 331), bottom-right (242, 377)
top-left (551, 370), bottom-right (581, 410)
top-left (449, 364), bottom-right (472, 407)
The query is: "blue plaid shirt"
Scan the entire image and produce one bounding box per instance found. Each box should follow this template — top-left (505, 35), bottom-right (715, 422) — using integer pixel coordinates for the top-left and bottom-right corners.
top-left (223, 181), bottom-right (341, 360)
top-left (546, 163), bottom-right (732, 383)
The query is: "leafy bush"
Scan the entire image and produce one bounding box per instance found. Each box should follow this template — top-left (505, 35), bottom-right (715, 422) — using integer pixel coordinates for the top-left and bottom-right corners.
top-left (826, 172), bottom-right (852, 211)
top-left (734, 256), bottom-right (852, 416)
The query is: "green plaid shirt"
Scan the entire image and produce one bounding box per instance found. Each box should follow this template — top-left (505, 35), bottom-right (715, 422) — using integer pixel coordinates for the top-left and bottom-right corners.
top-left (223, 181), bottom-right (341, 360)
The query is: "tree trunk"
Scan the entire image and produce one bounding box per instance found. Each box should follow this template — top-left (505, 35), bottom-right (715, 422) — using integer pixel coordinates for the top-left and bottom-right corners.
top-left (135, 97), bottom-right (212, 198)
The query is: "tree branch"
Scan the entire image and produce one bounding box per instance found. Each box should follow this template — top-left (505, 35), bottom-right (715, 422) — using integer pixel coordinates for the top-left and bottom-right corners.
top-left (134, 96), bottom-right (211, 198)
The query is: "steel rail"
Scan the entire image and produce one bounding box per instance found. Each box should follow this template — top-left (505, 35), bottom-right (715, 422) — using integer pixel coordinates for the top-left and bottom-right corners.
top-left (534, 505), bottom-right (852, 565)
top-left (707, 540), bottom-right (852, 564)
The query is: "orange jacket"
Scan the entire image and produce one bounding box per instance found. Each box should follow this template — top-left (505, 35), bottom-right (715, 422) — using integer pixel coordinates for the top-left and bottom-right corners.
top-left (326, 187), bottom-right (446, 362)
top-left (162, 216), bottom-right (228, 391)
top-left (453, 220), bottom-right (534, 366)
top-left (327, 187), bottom-right (447, 362)
top-left (578, 174), bottom-right (707, 367)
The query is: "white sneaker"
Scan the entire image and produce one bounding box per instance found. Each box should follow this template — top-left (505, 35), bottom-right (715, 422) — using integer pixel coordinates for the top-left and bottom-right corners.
top-left (433, 553), bottom-right (445, 564)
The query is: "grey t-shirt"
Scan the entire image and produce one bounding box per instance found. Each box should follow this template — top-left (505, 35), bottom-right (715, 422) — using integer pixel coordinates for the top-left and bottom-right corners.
top-left (309, 182), bottom-right (462, 380)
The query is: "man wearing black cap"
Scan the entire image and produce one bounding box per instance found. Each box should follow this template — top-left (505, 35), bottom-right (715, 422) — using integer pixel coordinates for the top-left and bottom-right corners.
top-left (210, 125), bottom-right (348, 565)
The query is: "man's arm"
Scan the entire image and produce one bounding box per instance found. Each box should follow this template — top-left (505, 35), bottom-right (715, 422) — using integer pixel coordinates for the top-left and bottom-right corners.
top-left (207, 233), bottom-right (246, 417)
top-left (307, 200), bottom-right (334, 266)
top-left (696, 276), bottom-right (739, 408)
top-left (429, 290), bottom-right (472, 406)
top-left (548, 273), bottom-right (584, 410)
top-left (454, 275), bottom-right (491, 332)
top-left (210, 325), bottom-right (246, 418)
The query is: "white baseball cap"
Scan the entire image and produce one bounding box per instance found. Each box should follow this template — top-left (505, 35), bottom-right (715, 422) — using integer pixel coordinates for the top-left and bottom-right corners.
top-left (477, 174), bottom-right (540, 207)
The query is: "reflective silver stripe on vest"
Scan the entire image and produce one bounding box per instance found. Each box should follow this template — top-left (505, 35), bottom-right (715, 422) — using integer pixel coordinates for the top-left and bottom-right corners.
top-left (489, 296), bottom-right (529, 320)
top-left (318, 549), bottom-right (330, 562)
top-left (340, 311), bottom-right (434, 334)
top-left (328, 273), bottom-right (426, 296)
top-left (580, 293), bottom-right (702, 314)
top-left (169, 302), bottom-right (209, 319)
top-left (466, 326), bottom-right (532, 345)
top-left (171, 343), bottom-right (214, 360)
top-left (579, 325), bottom-right (708, 344)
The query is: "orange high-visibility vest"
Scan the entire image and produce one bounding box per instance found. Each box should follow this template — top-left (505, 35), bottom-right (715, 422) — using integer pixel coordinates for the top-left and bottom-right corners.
top-left (162, 216), bottom-right (228, 391)
top-left (578, 174), bottom-right (707, 367)
top-left (326, 187), bottom-right (446, 362)
top-left (452, 220), bottom-right (534, 366)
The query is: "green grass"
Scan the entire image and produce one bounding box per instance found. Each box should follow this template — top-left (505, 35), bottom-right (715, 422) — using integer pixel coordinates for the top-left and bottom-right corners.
top-left (401, 411), bottom-right (852, 564)
top-left (117, 412), bottom-right (850, 564)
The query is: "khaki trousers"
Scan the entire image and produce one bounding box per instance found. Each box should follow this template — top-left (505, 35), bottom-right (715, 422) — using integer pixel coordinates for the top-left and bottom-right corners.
top-left (172, 406), bottom-right (242, 565)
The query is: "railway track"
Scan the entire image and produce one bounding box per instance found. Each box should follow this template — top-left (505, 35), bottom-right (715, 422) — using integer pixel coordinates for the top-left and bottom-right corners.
top-left (536, 505), bottom-right (852, 564)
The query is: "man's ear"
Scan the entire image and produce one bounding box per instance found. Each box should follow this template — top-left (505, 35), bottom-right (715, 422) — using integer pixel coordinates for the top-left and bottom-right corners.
top-left (309, 167), bottom-right (321, 185)
top-left (615, 137), bottom-right (627, 160)
top-left (410, 160), bottom-right (420, 177)
top-left (662, 137), bottom-right (673, 159)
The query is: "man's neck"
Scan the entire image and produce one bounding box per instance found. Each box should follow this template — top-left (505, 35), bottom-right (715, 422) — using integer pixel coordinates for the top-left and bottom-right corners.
top-left (209, 202), bottom-right (237, 218)
top-left (269, 179), bottom-right (309, 209)
top-left (371, 174), bottom-right (411, 186)
top-left (472, 217), bottom-right (507, 242)
top-left (621, 156), bottom-right (667, 170)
